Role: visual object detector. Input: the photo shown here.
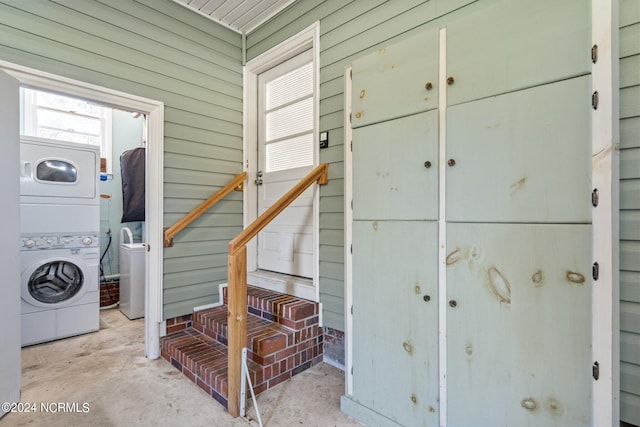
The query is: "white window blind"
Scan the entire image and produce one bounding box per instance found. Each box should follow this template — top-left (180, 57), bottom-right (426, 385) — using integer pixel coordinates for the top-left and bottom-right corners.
top-left (263, 59), bottom-right (314, 173)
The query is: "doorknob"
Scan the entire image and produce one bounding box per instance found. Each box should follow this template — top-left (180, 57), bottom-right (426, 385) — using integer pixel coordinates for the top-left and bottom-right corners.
top-left (255, 170), bottom-right (263, 186)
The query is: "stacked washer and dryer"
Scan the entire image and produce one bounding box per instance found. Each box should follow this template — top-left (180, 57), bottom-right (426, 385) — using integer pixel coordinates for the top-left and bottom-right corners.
top-left (19, 136), bottom-right (100, 346)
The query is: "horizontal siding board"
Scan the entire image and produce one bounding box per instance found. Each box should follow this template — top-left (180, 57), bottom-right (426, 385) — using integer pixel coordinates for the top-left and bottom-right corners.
top-left (623, 331), bottom-right (640, 364)
top-left (621, 148), bottom-right (640, 179)
top-left (321, 75), bottom-right (345, 100)
top-left (620, 0), bottom-right (640, 27)
top-left (164, 124), bottom-right (242, 149)
top-left (621, 117), bottom-right (640, 149)
top-left (164, 168), bottom-right (242, 186)
top-left (320, 195), bottom-right (345, 213)
top-left (320, 212), bottom-right (344, 230)
top-left (164, 240), bottom-right (230, 258)
top-left (321, 309), bottom-right (344, 332)
top-left (0, 24), bottom-right (243, 110)
top-left (320, 229), bottom-right (344, 247)
top-left (164, 153), bottom-right (241, 175)
top-left (166, 226), bottom-right (241, 244)
top-left (164, 199), bottom-right (241, 215)
top-left (621, 240), bottom-right (640, 272)
top-left (621, 86), bottom-right (640, 119)
top-left (164, 253), bottom-right (228, 274)
top-left (622, 301), bottom-right (640, 333)
top-left (132, 0), bottom-right (242, 47)
top-left (164, 266), bottom-right (228, 289)
top-left (622, 362), bottom-right (640, 395)
top-left (164, 213), bottom-right (242, 228)
top-left (320, 277), bottom-right (345, 298)
top-left (622, 391), bottom-right (640, 426)
top-left (8, 0), bottom-right (243, 79)
top-left (320, 0), bottom-right (427, 52)
top-left (319, 0), bottom-right (386, 36)
top-left (165, 105), bottom-right (241, 127)
top-left (164, 139), bottom-right (242, 162)
top-left (621, 23), bottom-right (640, 58)
top-left (320, 260), bottom-right (344, 281)
top-left (621, 55), bottom-right (640, 88)
top-left (621, 179), bottom-right (640, 210)
top-left (621, 271), bottom-right (640, 303)
top-left (164, 296), bottom-right (220, 320)
top-left (163, 182), bottom-right (243, 200)
top-left (247, 0), bottom-right (347, 60)
top-left (621, 210), bottom-right (640, 239)
top-left (320, 244), bottom-right (343, 263)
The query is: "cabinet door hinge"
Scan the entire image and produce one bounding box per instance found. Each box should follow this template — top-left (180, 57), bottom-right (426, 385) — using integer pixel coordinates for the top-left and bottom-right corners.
top-left (592, 361), bottom-right (600, 380)
top-left (592, 91), bottom-right (599, 110)
top-left (591, 44), bottom-right (598, 64)
top-left (592, 262), bottom-right (599, 281)
top-left (592, 188), bottom-right (599, 207)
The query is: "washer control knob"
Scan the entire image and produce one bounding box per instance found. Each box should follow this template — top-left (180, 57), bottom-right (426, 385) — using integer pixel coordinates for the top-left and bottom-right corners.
top-left (82, 237), bottom-right (93, 245)
top-left (24, 239), bottom-right (36, 249)
top-left (46, 238), bottom-right (53, 244)
top-left (63, 238), bottom-right (70, 244)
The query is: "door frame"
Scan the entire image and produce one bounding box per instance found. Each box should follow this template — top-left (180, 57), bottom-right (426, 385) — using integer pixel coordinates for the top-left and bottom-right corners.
top-left (0, 60), bottom-right (165, 360)
top-left (243, 22), bottom-right (321, 302)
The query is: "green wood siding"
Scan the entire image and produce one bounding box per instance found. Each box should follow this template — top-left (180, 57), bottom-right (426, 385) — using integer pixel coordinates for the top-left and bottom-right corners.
top-left (0, 0), bottom-right (243, 320)
top-left (247, 0), bottom-right (477, 332)
top-left (620, 0), bottom-right (640, 424)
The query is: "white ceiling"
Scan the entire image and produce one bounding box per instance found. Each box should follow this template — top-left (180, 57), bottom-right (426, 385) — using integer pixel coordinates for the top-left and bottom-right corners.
top-left (174, 0), bottom-right (298, 34)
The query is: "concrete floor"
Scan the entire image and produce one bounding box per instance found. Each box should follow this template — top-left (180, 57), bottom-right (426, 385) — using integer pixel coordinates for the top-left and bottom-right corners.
top-left (2, 309), bottom-right (361, 427)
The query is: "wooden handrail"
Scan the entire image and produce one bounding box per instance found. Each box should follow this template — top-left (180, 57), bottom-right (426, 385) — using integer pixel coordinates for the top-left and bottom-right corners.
top-left (163, 172), bottom-right (247, 248)
top-left (226, 163), bottom-right (328, 417)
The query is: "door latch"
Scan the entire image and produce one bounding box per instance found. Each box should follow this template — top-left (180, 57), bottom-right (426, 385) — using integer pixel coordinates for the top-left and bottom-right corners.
top-left (255, 170), bottom-right (263, 186)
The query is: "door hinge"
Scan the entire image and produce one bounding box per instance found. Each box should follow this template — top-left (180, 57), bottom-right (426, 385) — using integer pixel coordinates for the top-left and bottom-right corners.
top-left (351, 305), bottom-right (353, 315)
top-left (351, 199), bottom-right (353, 210)
top-left (592, 262), bottom-right (599, 281)
top-left (350, 140), bottom-right (353, 152)
top-left (592, 361), bottom-right (600, 380)
top-left (591, 44), bottom-right (598, 64)
top-left (592, 91), bottom-right (599, 110)
top-left (350, 68), bottom-right (353, 79)
top-left (350, 244), bottom-right (353, 254)
top-left (592, 188), bottom-right (599, 207)
top-left (349, 112), bottom-right (352, 124)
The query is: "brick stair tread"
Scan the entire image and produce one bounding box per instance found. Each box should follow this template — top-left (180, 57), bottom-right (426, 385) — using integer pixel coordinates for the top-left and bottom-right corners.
top-left (193, 305), bottom-right (300, 359)
top-left (161, 328), bottom-right (261, 403)
top-left (224, 285), bottom-right (318, 325)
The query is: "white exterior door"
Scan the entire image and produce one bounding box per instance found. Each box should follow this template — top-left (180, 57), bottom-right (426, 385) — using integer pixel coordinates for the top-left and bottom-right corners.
top-left (0, 70), bottom-right (21, 418)
top-left (256, 50), bottom-right (316, 279)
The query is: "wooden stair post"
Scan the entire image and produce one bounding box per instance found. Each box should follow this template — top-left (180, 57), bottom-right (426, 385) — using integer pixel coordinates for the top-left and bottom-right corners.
top-left (227, 245), bottom-right (247, 417)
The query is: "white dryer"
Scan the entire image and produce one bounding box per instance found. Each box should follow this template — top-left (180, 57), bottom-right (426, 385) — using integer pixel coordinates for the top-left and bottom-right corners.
top-left (20, 233), bottom-right (100, 346)
top-left (19, 136), bottom-right (100, 206)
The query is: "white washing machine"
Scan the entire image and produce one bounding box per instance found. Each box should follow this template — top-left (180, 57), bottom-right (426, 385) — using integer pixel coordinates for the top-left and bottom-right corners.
top-left (20, 233), bottom-right (100, 346)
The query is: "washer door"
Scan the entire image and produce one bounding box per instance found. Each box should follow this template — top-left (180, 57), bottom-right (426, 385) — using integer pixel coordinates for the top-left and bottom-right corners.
top-left (22, 256), bottom-right (89, 308)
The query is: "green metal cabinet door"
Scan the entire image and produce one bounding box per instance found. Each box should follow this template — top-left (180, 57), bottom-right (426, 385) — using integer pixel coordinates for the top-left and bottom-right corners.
top-left (446, 0), bottom-right (590, 106)
top-left (353, 111), bottom-right (438, 221)
top-left (351, 29), bottom-right (438, 128)
top-left (447, 76), bottom-right (592, 223)
top-left (352, 221), bottom-right (439, 426)
top-left (446, 223), bottom-right (592, 427)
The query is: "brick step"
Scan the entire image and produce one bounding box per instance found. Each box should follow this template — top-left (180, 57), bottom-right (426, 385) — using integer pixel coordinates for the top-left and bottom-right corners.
top-left (224, 285), bottom-right (318, 329)
top-left (194, 305), bottom-right (314, 365)
top-left (161, 328), bottom-right (260, 408)
top-left (161, 286), bottom-right (324, 413)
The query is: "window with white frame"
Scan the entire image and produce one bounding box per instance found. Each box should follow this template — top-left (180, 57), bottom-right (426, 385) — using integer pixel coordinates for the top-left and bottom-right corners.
top-left (22, 88), bottom-right (113, 172)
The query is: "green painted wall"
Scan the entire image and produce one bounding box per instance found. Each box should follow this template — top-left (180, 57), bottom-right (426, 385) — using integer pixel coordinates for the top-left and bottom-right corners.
top-left (0, 0), bottom-right (243, 319)
top-left (246, 0), bottom-right (478, 331)
top-left (620, 0), bottom-right (640, 423)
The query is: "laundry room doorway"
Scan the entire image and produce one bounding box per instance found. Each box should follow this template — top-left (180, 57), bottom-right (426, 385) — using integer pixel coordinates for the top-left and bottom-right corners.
top-left (0, 59), bottom-right (165, 360)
